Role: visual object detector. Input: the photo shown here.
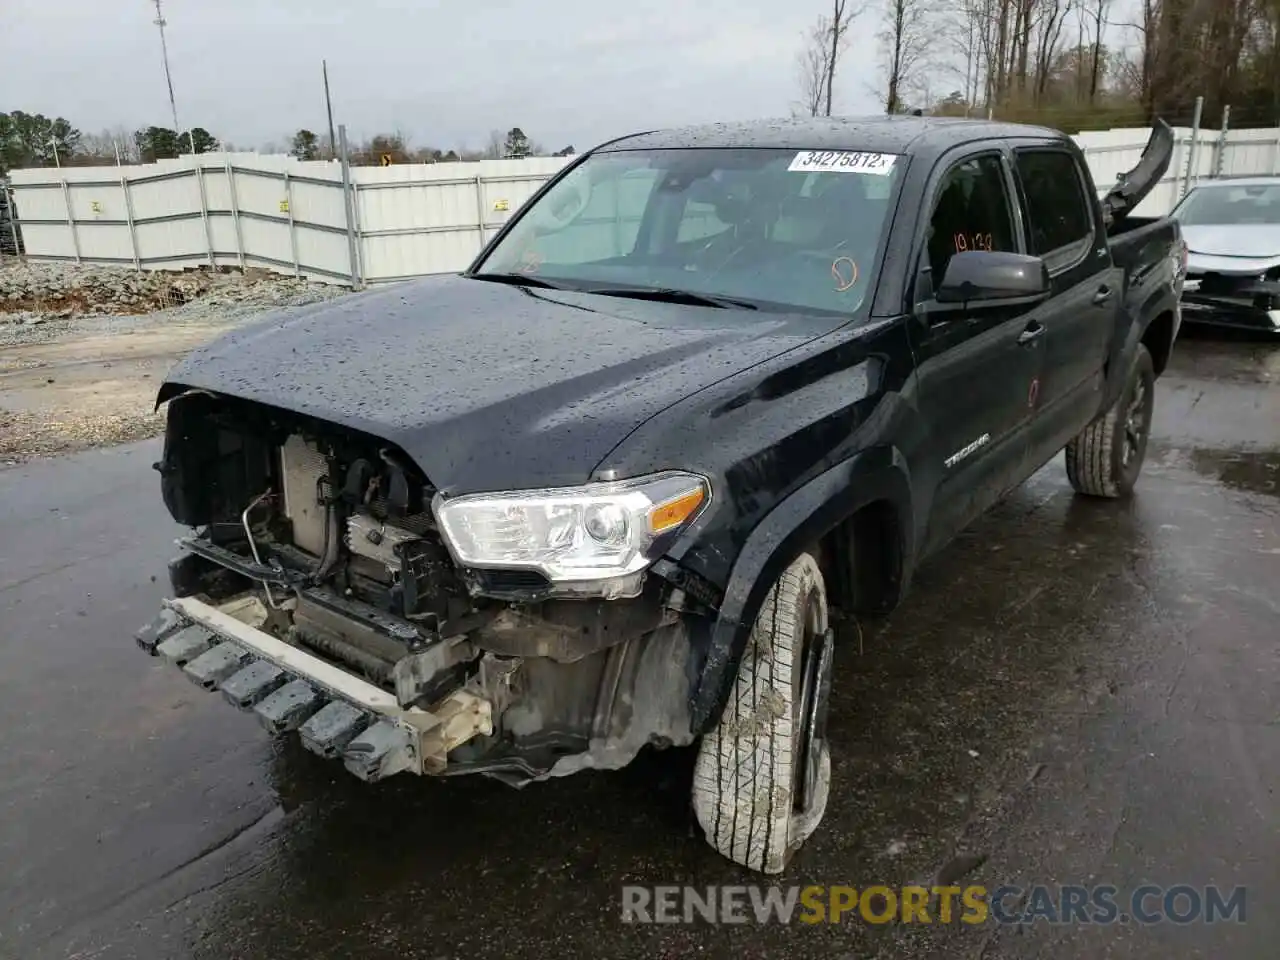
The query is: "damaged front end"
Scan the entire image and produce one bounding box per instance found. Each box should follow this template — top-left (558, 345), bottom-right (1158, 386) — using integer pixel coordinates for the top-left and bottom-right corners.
top-left (1180, 260), bottom-right (1280, 332)
top-left (139, 389), bottom-right (715, 784)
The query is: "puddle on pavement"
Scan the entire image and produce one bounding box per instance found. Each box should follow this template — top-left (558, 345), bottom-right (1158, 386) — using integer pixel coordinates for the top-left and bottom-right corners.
top-left (1156, 445), bottom-right (1280, 499)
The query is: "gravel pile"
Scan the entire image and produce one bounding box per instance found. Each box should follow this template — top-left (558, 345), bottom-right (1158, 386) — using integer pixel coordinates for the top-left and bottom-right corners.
top-left (0, 260), bottom-right (352, 348)
top-left (0, 260), bottom-right (348, 327)
top-left (0, 261), bottom-right (357, 463)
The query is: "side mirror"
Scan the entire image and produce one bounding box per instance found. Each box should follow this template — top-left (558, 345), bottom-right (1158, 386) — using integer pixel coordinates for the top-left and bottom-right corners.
top-left (935, 250), bottom-right (1051, 304)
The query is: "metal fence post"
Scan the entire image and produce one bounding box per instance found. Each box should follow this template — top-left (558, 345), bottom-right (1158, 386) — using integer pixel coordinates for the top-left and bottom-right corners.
top-left (226, 158), bottom-right (246, 271)
top-left (1213, 105), bottom-right (1231, 179)
top-left (351, 181), bottom-right (365, 282)
top-left (1171, 134), bottom-right (1183, 200)
top-left (194, 163), bottom-right (215, 268)
top-left (121, 175), bottom-right (141, 272)
top-left (338, 124), bottom-right (361, 289)
top-left (1181, 96), bottom-right (1204, 198)
top-left (4, 182), bottom-right (22, 257)
top-left (59, 178), bottom-right (81, 263)
top-left (283, 170), bottom-right (300, 278)
top-left (473, 174), bottom-right (487, 251)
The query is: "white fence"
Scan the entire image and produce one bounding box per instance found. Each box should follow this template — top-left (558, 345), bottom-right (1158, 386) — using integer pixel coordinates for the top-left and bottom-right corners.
top-left (7, 122), bottom-right (1280, 287)
top-left (4, 152), bottom-right (568, 286)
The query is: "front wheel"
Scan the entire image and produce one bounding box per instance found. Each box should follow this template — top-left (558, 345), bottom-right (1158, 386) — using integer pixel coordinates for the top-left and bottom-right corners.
top-left (692, 552), bottom-right (833, 874)
top-left (1066, 344), bottom-right (1156, 498)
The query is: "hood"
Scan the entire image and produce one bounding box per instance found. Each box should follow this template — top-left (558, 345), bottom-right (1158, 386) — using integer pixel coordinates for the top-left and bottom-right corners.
top-left (161, 275), bottom-right (840, 493)
top-left (1182, 223), bottom-right (1280, 263)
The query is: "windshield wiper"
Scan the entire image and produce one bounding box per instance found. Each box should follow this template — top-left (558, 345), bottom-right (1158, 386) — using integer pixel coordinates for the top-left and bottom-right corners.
top-left (469, 272), bottom-right (573, 291)
top-left (585, 287), bottom-right (759, 310)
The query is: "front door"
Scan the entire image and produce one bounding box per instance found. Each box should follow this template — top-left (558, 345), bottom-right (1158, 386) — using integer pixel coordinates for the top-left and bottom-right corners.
top-left (906, 150), bottom-right (1047, 556)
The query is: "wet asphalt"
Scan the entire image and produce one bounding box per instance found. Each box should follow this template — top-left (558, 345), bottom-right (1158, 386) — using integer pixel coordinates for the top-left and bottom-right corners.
top-left (1, 331), bottom-right (1277, 960)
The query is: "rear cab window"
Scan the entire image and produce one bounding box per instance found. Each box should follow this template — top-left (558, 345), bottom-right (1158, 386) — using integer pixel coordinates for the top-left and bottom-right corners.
top-left (1013, 149), bottom-right (1095, 270)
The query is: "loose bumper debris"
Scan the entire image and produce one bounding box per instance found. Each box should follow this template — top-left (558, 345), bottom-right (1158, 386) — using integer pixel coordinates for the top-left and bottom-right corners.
top-left (183, 641), bottom-right (252, 690)
top-left (156, 625), bottom-right (214, 666)
top-left (221, 660), bottom-right (288, 708)
top-left (255, 678), bottom-right (326, 734)
top-left (133, 600), bottom-right (493, 783)
top-left (300, 701), bottom-right (370, 759)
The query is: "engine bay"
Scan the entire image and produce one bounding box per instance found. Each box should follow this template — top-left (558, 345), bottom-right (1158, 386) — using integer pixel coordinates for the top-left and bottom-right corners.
top-left (152, 389), bottom-right (699, 780)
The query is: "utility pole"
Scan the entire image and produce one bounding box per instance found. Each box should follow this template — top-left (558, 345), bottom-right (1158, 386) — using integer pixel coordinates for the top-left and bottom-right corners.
top-left (152, 0), bottom-right (180, 133)
top-left (323, 60), bottom-right (337, 160)
top-left (151, 0), bottom-right (195, 154)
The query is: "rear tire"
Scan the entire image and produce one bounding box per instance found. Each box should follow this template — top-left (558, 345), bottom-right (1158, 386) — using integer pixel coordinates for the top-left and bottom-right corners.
top-left (1066, 344), bottom-right (1156, 498)
top-left (692, 552), bottom-right (832, 874)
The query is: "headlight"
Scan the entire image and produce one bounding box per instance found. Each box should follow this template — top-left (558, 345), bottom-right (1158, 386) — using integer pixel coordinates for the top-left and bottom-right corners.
top-left (431, 471), bottom-right (709, 588)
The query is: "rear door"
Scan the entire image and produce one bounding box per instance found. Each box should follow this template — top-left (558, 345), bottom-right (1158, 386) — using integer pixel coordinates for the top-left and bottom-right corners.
top-left (907, 149), bottom-right (1047, 556)
top-left (1011, 146), bottom-right (1120, 455)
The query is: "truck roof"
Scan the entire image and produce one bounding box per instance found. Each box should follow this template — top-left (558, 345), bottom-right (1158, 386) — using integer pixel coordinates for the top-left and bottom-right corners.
top-left (599, 115), bottom-right (1069, 158)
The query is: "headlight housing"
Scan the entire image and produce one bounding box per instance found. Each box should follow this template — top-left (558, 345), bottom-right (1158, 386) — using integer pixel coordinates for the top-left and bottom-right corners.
top-left (432, 471), bottom-right (709, 595)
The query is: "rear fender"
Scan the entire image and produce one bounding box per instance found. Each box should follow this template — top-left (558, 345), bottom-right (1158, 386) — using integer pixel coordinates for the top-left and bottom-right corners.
top-left (688, 446), bottom-right (913, 733)
top-left (1103, 278), bottom-right (1179, 409)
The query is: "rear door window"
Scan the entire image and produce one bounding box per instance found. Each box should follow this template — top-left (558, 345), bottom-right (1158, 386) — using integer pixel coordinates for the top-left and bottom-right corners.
top-left (1014, 150), bottom-right (1093, 261)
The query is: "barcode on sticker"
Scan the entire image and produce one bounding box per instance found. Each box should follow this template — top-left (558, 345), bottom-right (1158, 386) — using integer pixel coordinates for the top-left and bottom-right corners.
top-left (788, 151), bottom-right (897, 175)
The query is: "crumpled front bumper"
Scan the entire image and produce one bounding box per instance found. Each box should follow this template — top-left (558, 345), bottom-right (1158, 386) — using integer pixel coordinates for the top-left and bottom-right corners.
top-left (136, 595), bottom-right (493, 782)
top-left (1180, 269), bottom-right (1280, 332)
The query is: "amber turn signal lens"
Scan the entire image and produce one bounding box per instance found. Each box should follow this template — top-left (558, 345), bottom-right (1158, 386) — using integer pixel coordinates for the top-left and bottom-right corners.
top-left (648, 487), bottom-right (706, 533)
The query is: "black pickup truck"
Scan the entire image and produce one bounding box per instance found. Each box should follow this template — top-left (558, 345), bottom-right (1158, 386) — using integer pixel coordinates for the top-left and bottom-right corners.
top-left (138, 116), bottom-right (1183, 874)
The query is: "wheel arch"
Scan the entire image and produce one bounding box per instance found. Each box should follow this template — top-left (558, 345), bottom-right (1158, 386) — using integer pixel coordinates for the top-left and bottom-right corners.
top-left (688, 446), bottom-right (914, 734)
top-left (1141, 308), bottom-right (1177, 377)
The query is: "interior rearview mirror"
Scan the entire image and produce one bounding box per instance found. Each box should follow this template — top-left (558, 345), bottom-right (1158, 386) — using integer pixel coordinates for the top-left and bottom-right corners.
top-left (935, 250), bottom-right (1051, 305)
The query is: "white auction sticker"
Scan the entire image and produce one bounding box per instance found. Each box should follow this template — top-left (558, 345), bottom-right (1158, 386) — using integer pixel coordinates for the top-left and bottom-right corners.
top-left (788, 150), bottom-right (897, 175)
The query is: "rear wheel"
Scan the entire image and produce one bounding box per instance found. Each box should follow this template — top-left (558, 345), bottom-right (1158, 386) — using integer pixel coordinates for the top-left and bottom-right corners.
top-left (1066, 344), bottom-right (1156, 498)
top-left (692, 552), bottom-right (833, 874)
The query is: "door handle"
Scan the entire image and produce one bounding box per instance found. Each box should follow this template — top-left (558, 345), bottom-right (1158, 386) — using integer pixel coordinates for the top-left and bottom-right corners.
top-left (1092, 285), bottom-right (1114, 304)
top-left (1017, 322), bottom-right (1046, 346)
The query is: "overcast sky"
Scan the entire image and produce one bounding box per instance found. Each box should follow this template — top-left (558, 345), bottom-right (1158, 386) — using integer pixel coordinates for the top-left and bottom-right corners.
top-left (5, 0), bottom-right (887, 152)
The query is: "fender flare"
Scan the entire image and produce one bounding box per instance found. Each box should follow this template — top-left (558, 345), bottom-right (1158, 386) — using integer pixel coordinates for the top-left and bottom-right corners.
top-left (1103, 283), bottom-right (1178, 409)
top-left (688, 446), bottom-right (914, 734)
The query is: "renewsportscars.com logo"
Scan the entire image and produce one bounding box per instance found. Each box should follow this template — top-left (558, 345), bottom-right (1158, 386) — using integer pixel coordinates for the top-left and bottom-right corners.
top-left (621, 884), bottom-right (1248, 927)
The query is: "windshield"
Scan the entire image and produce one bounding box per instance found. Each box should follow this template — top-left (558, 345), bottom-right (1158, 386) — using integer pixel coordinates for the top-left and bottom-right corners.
top-left (473, 147), bottom-right (903, 315)
top-left (1173, 183), bottom-right (1280, 226)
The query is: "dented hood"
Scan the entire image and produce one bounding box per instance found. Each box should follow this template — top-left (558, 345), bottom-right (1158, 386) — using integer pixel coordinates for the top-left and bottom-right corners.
top-left (160, 274), bottom-right (837, 494)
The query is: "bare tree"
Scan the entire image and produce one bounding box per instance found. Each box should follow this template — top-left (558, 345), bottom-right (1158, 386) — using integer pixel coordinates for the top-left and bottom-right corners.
top-left (796, 18), bottom-right (831, 116)
top-left (1032, 0), bottom-right (1074, 102)
top-left (793, 0), bottom-right (868, 116)
top-left (1083, 0), bottom-right (1112, 102)
top-left (483, 129), bottom-right (506, 159)
top-left (880, 0), bottom-right (936, 113)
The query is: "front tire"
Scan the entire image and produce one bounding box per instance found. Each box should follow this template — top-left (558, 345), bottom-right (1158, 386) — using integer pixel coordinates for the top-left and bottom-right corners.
top-left (692, 552), bottom-right (833, 874)
top-left (1066, 344), bottom-right (1156, 498)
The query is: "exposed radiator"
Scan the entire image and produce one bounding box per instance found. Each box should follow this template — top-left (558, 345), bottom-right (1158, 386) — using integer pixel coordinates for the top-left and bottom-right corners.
top-left (279, 435), bottom-right (329, 555)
